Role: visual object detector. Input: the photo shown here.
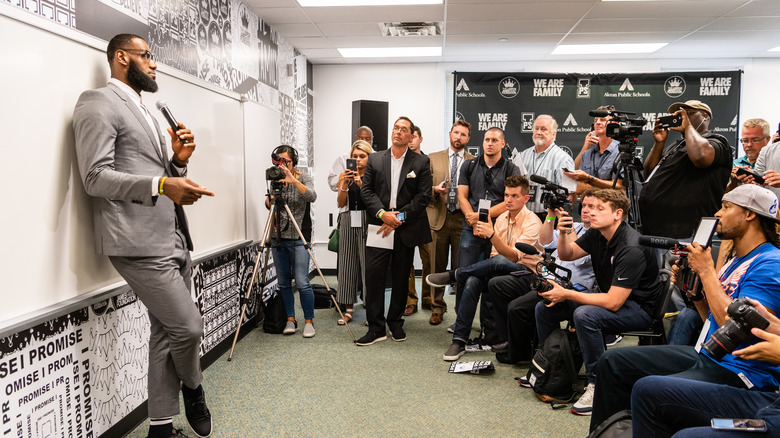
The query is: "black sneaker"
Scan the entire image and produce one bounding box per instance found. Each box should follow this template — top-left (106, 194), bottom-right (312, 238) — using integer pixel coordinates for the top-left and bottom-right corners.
top-left (516, 376), bottom-right (531, 388)
top-left (183, 387), bottom-right (212, 437)
top-left (443, 342), bottom-right (466, 361)
top-left (390, 326), bottom-right (407, 342)
top-left (356, 331), bottom-right (387, 346)
top-left (426, 271), bottom-right (455, 288)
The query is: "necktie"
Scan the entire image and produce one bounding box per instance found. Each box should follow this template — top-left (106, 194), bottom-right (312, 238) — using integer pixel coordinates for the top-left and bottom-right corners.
top-left (448, 153), bottom-right (459, 213)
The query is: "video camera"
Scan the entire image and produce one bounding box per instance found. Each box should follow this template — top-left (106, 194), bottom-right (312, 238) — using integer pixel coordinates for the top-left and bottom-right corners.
top-left (266, 152), bottom-right (286, 182)
top-left (516, 242), bottom-right (573, 304)
top-left (638, 217), bottom-right (719, 303)
top-left (530, 175), bottom-right (571, 213)
top-left (589, 108), bottom-right (646, 145)
top-left (701, 297), bottom-right (769, 361)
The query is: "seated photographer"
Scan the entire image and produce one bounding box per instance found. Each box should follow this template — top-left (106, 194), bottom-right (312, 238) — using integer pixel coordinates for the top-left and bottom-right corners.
top-left (534, 189), bottom-right (662, 416)
top-left (425, 175), bottom-right (542, 361)
top-left (631, 297), bottom-right (780, 437)
top-left (492, 202), bottom-right (594, 364)
top-left (566, 105), bottom-right (624, 195)
top-left (590, 184), bottom-right (780, 432)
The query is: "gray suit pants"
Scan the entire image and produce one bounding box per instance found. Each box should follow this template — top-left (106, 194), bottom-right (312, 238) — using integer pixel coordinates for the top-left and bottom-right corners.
top-left (110, 229), bottom-right (204, 418)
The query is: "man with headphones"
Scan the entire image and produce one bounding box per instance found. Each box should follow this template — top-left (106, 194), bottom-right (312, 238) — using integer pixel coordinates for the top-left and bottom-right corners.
top-left (638, 99), bottom-right (732, 238)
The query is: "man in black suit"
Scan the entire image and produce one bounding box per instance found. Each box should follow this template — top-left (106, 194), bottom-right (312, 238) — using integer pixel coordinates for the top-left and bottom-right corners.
top-left (357, 116), bottom-right (433, 345)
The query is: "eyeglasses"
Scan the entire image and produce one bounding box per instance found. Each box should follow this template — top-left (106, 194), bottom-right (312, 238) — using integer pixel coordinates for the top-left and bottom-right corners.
top-left (740, 137), bottom-right (768, 144)
top-left (120, 48), bottom-right (155, 61)
top-left (392, 126), bottom-right (410, 133)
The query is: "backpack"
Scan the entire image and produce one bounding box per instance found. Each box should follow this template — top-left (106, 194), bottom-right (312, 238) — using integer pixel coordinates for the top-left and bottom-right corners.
top-left (525, 328), bottom-right (583, 405)
top-left (262, 292), bottom-right (287, 334)
top-left (311, 284), bottom-right (336, 309)
top-left (587, 409), bottom-right (632, 438)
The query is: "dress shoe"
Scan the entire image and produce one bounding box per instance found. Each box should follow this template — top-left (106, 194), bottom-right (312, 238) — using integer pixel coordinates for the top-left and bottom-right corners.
top-left (183, 386), bottom-right (212, 437)
top-left (403, 304), bottom-right (417, 316)
top-left (429, 312), bottom-right (443, 325)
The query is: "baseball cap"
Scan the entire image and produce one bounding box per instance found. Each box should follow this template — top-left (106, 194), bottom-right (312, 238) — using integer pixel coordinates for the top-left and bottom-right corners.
top-left (668, 100), bottom-right (713, 118)
top-left (722, 184), bottom-right (780, 223)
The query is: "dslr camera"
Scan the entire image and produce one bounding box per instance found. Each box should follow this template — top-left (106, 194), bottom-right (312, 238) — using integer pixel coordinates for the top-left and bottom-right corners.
top-left (516, 243), bottom-right (573, 304)
top-left (266, 153), bottom-right (286, 182)
top-left (701, 298), bottom-right (769, 361)
top-left (530, 175), bottom-right (571, 212)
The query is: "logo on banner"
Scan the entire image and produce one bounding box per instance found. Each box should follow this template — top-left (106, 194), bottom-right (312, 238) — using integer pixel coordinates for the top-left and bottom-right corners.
top-left (577, 78), bottom-right (591, 99)
top-left (700, 76), bottom-right (732, 96)
top-left (478, 112), bottom-right (508, 131)
top-left (619, 78), bottom-right (635, 91)
top-left (455, 111), bottom-right (466, 121)
top-left (533, 78), bottom-right (564, 97)
top-left (563, 113), bottom-right (578, 126)
top-left (664, 76), bottom-right (686, 98)
top-left (499, 77), bottom-right (520, 98)
top-left (456, 78), bottom-right (470, 92)
top-left (521, 113), bottom-right (535, 133)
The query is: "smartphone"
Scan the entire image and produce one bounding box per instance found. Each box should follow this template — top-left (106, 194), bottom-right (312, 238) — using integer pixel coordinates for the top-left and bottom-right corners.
top-left (346, 158), bottom-right (357, 172)
top-left (562, 167), bottom-right (571, 173)
top-left (692, 217), bottom-right (719, 248)
top-left (572, 283), bottom-right (587, 292)
top-left (658, 114), bottom-right (682, 128)
top-left (736, 167), bottom-right (766, 185)
top-left (478, 208), bottom-right (489, 223)
top-left (396, 212), bottom-right (405, 222)
top-left (711, 418), bottom-right (767, 432)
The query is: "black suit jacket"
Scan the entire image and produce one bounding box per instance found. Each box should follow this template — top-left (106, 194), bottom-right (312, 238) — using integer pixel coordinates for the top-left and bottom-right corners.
top-left (361, 148), bottom-right (433, 248)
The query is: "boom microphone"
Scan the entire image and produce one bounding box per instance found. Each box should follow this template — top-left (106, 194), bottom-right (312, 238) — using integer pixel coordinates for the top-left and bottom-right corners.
top-left (515, 242), bottom-right (540, 255)
top-left (638, 235), bottom-right (684, 249)
top-left (588, 110), bottom-right (611, 118)
top-left (529, 174), bottom-right (550, 185)
top-left (155, 101), bottom-right (189, 144)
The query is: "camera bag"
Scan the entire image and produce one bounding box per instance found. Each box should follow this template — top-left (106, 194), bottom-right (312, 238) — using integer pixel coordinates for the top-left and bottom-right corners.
top-left (586, 409), bottom-right (632, 438)
top-left (525, 328), bottom-right (583, 405)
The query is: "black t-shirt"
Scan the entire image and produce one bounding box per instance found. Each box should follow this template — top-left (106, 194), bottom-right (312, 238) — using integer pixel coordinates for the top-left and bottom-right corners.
top-left (459, 155), bottom-right (522, 230)
top-left (575, 222), bottom-right (662, 315)
top-left (638, 132), bottom-right (732, 238)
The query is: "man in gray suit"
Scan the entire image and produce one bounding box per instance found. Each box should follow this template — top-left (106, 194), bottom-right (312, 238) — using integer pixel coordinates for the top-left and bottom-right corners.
top-left (73, 34), bottom-right (214, 438)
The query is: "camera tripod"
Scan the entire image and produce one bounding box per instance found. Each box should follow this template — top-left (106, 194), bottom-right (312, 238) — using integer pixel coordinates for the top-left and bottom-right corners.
top-left (227, 186), bottom-right (355, 361)
top-left (613, 138), bottom-right (643, 231)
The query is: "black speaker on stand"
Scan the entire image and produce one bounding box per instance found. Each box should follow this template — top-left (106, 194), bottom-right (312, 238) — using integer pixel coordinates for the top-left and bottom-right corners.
top-left (352, 100), bottom-right (388, 151)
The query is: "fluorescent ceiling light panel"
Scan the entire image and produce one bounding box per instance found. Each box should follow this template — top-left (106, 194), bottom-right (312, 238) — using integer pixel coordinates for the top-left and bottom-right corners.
top-left (552, 43), bottom-right (667, 55)
top-left (298, 0), bottom-right (442, 6)
top-left (338, 46), bottom-right (442, 58)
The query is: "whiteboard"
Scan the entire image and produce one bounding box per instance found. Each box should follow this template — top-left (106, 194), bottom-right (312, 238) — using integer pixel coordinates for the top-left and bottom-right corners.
top-left (0, 12), bottom-right (246, 324)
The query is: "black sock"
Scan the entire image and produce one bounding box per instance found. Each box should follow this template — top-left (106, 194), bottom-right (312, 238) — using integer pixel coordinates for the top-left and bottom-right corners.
top-left (181, 383), bottom-right (203, 399)
top-left (148, 421), bottom-right (173, 438)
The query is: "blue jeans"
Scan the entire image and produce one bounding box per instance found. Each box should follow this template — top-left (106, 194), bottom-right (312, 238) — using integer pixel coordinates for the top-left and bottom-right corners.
top-left (452, 255), bottom-right (523, 343)
top-left (271, 239), bottom-right (314, 320)
top-left (455, 228), bottom-right (493, 311)
top-left (535, 299), bottom-right (651, 384)
top-left (668, 306), bottom-right (705, 346)
top-left (632, 376), bottom-right (780, 438)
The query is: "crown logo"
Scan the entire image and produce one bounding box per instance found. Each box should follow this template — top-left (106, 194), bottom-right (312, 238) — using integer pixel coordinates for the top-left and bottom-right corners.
top-left (503, 79), bottom-right (515, 88)
top-left (668, 78), bottom-right (681, 88)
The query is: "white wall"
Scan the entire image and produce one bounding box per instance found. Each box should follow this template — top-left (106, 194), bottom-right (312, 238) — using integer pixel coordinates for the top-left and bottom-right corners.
top-left (311, 57), bottom-right (780, 268)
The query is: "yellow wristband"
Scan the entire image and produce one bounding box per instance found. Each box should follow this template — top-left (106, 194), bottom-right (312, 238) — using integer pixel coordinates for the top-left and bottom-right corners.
top-left (159, 176), bottom-right (167, 195)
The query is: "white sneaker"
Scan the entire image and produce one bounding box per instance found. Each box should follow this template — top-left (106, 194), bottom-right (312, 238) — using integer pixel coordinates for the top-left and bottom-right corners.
top-left (303, 322), bottom-right (315, 338)
top-left (571, 383), bottom-right (595, 416)
top-left (283, 320), bottom-right (297, 335)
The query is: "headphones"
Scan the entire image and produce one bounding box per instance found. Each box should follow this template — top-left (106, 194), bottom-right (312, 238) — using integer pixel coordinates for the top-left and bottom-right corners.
top-left (272, 145), bottom-right (298, 167)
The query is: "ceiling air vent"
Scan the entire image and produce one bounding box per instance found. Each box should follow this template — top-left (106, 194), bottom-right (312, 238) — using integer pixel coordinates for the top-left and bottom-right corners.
top-left (380, 22), bottom-right (443, 37)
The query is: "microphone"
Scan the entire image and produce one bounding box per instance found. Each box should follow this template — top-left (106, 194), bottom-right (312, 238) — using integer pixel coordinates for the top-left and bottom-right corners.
top-left (515, 242), bottom-right (540, 255)
top-left (529, 174), bottom-right (550, 185)
top-left (156, 101), bottom-right (189, 143)
top-left (588, 110), bottom-right (611, 118)
top-left (638, 235), bottom-right (684, 249)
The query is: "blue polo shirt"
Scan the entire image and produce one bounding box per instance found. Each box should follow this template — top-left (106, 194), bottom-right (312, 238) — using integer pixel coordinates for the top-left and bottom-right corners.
top-left (580, 140), bottom-right (620, 180)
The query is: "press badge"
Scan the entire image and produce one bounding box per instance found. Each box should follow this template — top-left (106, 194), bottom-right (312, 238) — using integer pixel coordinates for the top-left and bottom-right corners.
top-left (529, 184), bottom-right (538, 202)
top-left (478, 199), bottom-right (491, 211)
top-left (350, 210), bottom-right (362, 227)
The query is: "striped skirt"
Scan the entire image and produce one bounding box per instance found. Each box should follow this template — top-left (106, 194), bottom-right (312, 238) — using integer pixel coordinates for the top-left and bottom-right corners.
top-left (336, 210), bottom-right (367, 305)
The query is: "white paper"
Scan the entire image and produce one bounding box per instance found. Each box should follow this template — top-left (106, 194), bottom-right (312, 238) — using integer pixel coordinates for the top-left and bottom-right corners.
top-left (561, 173), bottom-right (578, 194)
top-left (366, 224), bottom-right (394, 249)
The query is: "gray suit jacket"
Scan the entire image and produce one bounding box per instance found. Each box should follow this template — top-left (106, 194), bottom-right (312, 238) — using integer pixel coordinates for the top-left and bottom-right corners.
top-left (73, 82), bottom-right (189, 257)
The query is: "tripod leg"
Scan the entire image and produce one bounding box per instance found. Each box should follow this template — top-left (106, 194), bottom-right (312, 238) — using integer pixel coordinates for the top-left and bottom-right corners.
top-left (282, 203), bottom-right (356, 342)
top-left (228, 204), bottom-right (276, 361)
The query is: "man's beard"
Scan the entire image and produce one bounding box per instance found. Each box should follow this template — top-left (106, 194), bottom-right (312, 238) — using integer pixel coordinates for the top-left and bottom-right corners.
top-left (533, 137), bottom-right (547, 147)
top-left (127, 59), bottom-right (158, 93)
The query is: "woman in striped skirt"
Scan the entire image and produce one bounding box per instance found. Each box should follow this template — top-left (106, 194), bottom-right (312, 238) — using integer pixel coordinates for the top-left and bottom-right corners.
top-left (335, 140), bottom-right (372, 324)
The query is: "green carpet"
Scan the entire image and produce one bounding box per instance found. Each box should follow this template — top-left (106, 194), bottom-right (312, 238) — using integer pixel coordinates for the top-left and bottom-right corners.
top-left (125, 278), bottom-right (601, 437)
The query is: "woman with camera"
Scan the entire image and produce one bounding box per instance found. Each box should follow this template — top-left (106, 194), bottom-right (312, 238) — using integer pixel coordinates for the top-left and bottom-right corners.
top-left (265, 145), bottom-right (318, 338)
top-left (334, 140), bottom-right (372, 325)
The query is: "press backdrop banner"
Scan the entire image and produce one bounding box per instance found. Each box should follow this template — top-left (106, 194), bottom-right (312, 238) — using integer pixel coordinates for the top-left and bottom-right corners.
top-left (454, 71), bottom-right (741, 160)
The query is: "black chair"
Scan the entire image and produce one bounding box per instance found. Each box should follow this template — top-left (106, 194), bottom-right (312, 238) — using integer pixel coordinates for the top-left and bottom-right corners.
top-left (619, 269), bottom-right (674, 346)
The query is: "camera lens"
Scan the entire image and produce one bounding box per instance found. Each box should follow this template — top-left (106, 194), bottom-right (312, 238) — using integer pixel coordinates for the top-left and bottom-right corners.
top-left (701, 319), bottom-right (748, 361)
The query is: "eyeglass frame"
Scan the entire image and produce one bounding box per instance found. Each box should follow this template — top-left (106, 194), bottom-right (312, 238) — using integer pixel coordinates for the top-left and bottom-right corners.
top-left (739, 136), bottom-right (769, 144)
top-left (119, 48), bottom-right (155, 62)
